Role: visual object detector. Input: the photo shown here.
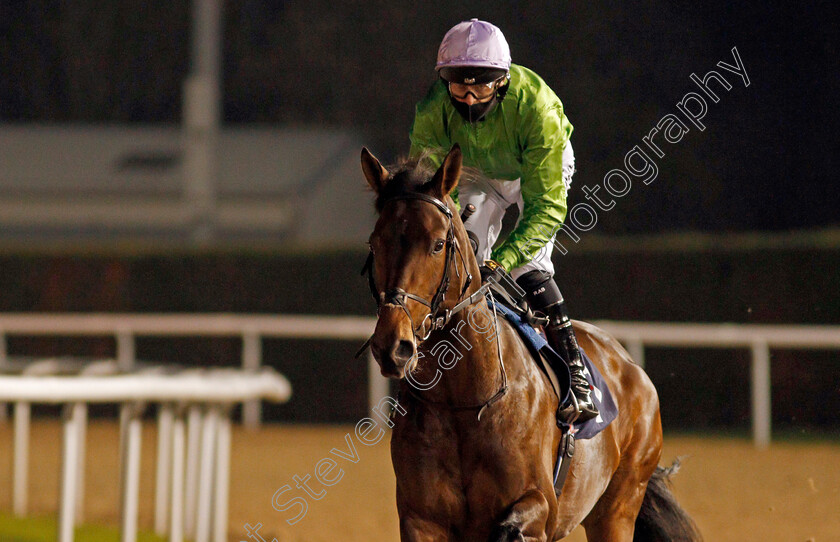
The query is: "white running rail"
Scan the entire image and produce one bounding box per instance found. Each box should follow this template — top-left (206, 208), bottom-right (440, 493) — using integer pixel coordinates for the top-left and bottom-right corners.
top-left (1, 314), bottom-right (839, 448)
top-left (0, 313), bottom-right (372, 428)
top-left (0, 368), bottom-right (291, 542)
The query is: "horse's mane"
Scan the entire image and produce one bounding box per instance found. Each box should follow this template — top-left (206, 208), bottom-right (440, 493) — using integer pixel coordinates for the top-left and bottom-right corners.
top-left (374, 149), bottom-right (486, 213)
top-left (373, 153), bottom-right (434, 213)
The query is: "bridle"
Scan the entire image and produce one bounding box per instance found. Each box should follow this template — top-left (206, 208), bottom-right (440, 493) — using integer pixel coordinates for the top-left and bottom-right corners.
top-left (357, 191), bottom-right (507, 419)
top-left (360, 192), bottom-right (486, 343)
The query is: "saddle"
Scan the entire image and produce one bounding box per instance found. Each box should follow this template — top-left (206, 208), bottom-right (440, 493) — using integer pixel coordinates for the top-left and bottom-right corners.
top-left (486, 296), bottom-right (618, 439)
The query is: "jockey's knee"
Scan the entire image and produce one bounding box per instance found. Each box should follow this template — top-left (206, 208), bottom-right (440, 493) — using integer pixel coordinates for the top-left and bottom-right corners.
top-left (515, 270), bottom-right (562, 311)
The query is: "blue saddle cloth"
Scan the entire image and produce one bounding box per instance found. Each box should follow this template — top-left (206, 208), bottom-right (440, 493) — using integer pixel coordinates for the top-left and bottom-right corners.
top-left (488, 300), bottom-right (618, 440)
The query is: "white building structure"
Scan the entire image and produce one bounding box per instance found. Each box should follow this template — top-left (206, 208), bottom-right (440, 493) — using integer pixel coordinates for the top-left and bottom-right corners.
top-left (0, 124), bottom-right (374, 248)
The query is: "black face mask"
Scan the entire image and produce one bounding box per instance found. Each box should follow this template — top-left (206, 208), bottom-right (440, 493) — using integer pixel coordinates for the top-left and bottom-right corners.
top-left (450, 95), bottom-right (499, 123)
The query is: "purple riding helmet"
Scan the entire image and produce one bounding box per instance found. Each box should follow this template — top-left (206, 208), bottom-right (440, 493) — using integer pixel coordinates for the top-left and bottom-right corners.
top-left (436, 19), bottom-right (512, 122)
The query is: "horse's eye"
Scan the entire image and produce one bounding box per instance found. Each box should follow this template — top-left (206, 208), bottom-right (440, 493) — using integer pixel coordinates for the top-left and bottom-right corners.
top-left (433, 239), bottom-right (446, 254)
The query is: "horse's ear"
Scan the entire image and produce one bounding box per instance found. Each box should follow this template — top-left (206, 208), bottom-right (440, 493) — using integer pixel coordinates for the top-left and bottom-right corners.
top-left (429, 144), bottom-right (462, 198)
top-left (361, 147), bottom-right (389, 192)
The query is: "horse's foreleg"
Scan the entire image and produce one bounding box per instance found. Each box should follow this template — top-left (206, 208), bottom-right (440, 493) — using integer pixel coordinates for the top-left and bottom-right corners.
top-left (489, 489), bottom-right (550, 542)
top-left (400, 514), bottom-right (451, 542)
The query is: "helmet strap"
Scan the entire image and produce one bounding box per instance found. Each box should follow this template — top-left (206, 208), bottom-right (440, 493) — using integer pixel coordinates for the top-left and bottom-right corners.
top-left (495, 73), bottom-right (511, 101)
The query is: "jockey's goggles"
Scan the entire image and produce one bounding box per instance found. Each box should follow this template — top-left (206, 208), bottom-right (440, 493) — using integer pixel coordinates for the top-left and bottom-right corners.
top-left (448, 77), bottom-right (504, 101)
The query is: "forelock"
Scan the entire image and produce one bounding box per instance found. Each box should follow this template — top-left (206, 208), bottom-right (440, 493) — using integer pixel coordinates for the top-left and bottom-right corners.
top-left (374, 152), bottom-right (437, 212)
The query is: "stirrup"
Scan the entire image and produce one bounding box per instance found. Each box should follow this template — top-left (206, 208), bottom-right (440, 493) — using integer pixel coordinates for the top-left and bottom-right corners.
top-left (556, 393), bottom-right (581, 426)
top-left (557, 387), bottom-right (600, 426)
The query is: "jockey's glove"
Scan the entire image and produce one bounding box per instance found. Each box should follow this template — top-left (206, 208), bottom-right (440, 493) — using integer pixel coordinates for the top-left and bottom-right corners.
top-left (479, 259), bottom-right (506, 284)
top-left (480, 260), bottom-right (527, 304)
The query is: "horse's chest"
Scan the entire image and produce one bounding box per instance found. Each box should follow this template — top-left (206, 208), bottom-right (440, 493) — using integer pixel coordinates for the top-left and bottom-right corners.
top-left (392, 409), bottom-right (463, 482)
top-left (392, 410), bottom-right (515, 524)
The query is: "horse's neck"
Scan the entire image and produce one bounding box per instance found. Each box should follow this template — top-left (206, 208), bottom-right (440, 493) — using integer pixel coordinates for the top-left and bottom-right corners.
top-left (416, 297), bottom-right (507, 405)
top-left (407, 219), bottom-right (508, 403)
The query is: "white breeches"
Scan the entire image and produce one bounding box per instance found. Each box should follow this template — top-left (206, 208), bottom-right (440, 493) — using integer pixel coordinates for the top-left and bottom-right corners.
top-left (459, 141), bottom-right (575, 280)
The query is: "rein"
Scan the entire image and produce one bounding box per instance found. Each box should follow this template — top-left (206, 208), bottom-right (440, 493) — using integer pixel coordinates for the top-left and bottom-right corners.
top-left (359, 191), bottom-right (507, 419)
top-left (402, 289), bottom-right (508, 421)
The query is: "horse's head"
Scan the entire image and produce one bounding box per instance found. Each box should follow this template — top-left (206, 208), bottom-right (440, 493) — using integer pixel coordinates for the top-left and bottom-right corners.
top-left (361, 144), bottom-right (477, 378)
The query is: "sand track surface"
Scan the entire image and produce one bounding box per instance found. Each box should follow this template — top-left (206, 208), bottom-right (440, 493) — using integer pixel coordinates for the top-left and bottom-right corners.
top-left (1, 421), bottom-right (838, 541)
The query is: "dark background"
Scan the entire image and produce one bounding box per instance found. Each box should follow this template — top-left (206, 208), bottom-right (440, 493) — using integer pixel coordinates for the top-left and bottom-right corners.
top-left (2, 1), bottom-right (838, 233)
top-left (1, 2), bottom-right (838, 430)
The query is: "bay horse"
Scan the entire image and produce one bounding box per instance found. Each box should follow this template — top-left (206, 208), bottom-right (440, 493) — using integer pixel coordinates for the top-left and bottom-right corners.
top-left (360, 144), bottom-right (701, 542)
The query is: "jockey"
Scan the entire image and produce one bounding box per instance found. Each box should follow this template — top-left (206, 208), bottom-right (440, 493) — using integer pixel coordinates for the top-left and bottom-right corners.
top-left (409, 18), bottom-right (599, 424)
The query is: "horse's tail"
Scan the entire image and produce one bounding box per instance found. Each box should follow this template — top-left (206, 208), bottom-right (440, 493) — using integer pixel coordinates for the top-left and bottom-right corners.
top-left (633, 459), bottom-right (703, 542)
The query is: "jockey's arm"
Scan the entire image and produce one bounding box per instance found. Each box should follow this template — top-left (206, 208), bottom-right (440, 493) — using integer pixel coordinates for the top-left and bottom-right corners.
top-left (490, 103), bottom-right (571, 271)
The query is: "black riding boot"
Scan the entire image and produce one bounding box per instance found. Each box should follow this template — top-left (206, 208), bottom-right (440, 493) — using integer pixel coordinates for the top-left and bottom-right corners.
top-left (544, 301), bottom-right (600, 424)
top-left (516, 271), bottom-right (600, 425)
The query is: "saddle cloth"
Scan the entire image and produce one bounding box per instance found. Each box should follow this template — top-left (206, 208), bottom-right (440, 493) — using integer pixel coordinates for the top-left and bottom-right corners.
top-left (487, 299), bottom-right (618, 440)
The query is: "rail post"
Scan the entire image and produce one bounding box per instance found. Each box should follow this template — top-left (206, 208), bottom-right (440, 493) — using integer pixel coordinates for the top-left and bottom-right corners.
top-left (751, 340), bottom-right (771, 449)
top-left (116, 331), bottom-right (136, 372)
top-left (212, 405), bottom-right (233, 542)
top-left (184, 405), bottom-right (203, 539)
top-left (58, 403), bottom-right (85, 542)
top-left (241, 330), bottom-right (262, 429)
top-left (169, 405), bottom-right (188, 542)
top-left (119, 403), bottom-right (144, 542)
top-left (367, 349), bottom-right (389, 414)
top-left (13, 401), bottom-right (30, 516)
top-left (194, 406), bottom-right (219, 542)
top-left (155, 403), bottom-right (175, 535)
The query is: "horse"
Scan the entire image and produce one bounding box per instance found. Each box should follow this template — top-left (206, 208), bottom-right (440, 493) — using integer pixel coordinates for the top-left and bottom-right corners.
top-left (360, 144), bottom-right (702, 542)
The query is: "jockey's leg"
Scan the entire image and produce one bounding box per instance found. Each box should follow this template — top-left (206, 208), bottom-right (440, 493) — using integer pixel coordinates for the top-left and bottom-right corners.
top-left (515, 270), bottom-right (599, 424)
top-left (509, 141), bottom-right (597, 424)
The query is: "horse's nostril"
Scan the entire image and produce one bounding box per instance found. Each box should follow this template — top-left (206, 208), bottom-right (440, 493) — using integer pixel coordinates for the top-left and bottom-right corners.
top-left (393, 340), bottom-right (415, 362)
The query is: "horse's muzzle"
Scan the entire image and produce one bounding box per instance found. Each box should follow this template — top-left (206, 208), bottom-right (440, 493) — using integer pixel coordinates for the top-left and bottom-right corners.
top-left (372, 338), bottom-right (416, 378)
top-left (371, 308), bottom-right (417, 378)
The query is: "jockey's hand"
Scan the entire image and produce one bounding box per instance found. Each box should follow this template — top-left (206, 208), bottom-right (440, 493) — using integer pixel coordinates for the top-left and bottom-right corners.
top-left (480, 260), bottom-right (528, 306)
top-left (479, 259), bottom-right (506, 284)
top-left (478, 260), bottom-right (513, 285)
